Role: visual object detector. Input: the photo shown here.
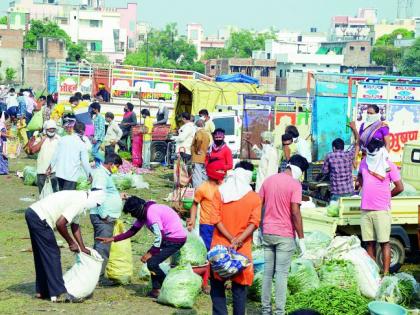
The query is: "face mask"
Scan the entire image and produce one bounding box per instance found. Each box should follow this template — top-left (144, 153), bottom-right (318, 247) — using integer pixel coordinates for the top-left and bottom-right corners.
top-left (366, 113), bottom-right (381, 123)
top-left (111, 165), bottom-right (119, 174)
top-left (214, 139), bottom-right (224, 146)
top-left (46, 131), bottom-right (56, 138)
top-left (199, 116), bottom-right (206, 121)
top-left (293, 137), bottom-right (298, 143)
top-left (288, 164), bottom-right (303, 180)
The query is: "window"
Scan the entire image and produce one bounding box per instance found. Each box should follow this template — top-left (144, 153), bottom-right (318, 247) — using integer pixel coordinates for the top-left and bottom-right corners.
top-left (128, 38), bottom-right (134, 49)
top-left (213, 117), bottom-right (235, 135)
top-left (292, 69), bottom-right (303, 73)
top-left (412, 149), bottom-right (420, 163)
top-left (190, 29), bottom-right (198, 40)
top-left (60, 18), bottom-right (68, 25)
top-left (267, 53), bottom-right (271, 59)
top-left (211, 65), bottom-right (215, 70)
top-left (297, 35), bottom-right (302, 42)
top-left (350, 46), bottom-right (354, 51)
top-left (361, 46), bottom-right (366, 51)
top-left (89, 20), bottom-right (100, 27)
top-left (279, 69), bottom-right (283, 77)
top-left (261, 67), bottom-right (269, 77)
top-left (302, 64), bottom-right (306, 67)
top-left (73, 15), bottom-right (77, 20)
top-left (326, 64), bottom-right (330, 68)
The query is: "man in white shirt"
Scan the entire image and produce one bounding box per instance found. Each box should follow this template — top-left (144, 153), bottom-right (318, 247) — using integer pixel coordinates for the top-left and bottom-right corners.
top-left (25, 190), bottom-right (105, 302)
top-left (29, 120), bottom-right (61, 193)
top-left (103, 112), bottom-right (123, 158)
top-left (172, 112), bottom-right (196, 163)
top-left (285, 125), bottom-right (312, 163)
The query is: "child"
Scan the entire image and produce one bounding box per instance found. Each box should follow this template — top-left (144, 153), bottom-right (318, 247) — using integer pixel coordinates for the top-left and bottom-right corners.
top-left (97, 197), bottom-right (187, 298)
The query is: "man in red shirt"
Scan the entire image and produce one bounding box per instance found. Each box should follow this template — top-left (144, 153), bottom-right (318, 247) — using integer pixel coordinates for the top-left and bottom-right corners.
top-left (207, 128), bottom-right (233, 172)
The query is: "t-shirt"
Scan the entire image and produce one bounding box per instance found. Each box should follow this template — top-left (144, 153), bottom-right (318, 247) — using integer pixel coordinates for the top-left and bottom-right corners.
top-left (359, 159), bottom-right (400, 211)
top-left (259, 172), bottom-right (302, 238)
top-left (194, 181), bottom-right (220, 225)
top-left (31, 191), bottom-right (89, 229)
top-left (36, 135), bottom-right (60, 174)
top-left (143, 116), bottom-right (153, 142)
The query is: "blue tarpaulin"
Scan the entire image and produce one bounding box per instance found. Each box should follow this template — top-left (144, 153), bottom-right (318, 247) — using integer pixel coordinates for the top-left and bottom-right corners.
top-left (215, 73), bottom-right (259, 85)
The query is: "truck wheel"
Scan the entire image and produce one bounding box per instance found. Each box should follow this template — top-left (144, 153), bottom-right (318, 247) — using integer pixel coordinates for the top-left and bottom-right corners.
top-left (376, 237), bottom-right (405, 271)
top-left (151, 141), bottom-right (167, 163)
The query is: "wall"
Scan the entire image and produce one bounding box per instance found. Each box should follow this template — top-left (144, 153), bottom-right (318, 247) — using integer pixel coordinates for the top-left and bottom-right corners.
top-left (342, 41), bottom-right (371, 67)
top-left (0, 29), bottom-right (24, 83)
top-left (116, 2), bottom-right (138, 51)
top-left (23, 51), bottom-right (44, 90)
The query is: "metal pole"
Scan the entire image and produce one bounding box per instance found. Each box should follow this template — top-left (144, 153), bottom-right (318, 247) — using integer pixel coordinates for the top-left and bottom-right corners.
top-left (146, 32), bottom-right (149, 67)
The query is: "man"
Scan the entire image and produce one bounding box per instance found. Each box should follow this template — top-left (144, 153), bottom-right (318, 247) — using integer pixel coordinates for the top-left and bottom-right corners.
top-left (119, 102), bottom-right (137, 151)
top-left (29, 120), bottom-right (61, 193)
top-left (49, 121), bottom-right (92, 191)
top-left (210, 161), bottom-right (261, 315)
top-left (358, 139), bottom-right (403, 275)
top-left (90, 153), bottom-right (123, 280)
top-left (25, 189), bottom-right (105, 302)
top-left (285, 125), bottom-right (312, 163)
top-left (259, 155), bottom-right (309, 315)
top-left (208, 128), bottom-right (233, 172)
top-left (322, 122), bottom-right (359, 201)
top-left (154, 97), bottom-right (169, 125)
top-left (172, 112), bottom-right (196, 163)
top-left (95, 84), bottom-right (110, 102)
top-left (41, 96), bottom-right (52, 122)
top-left (191, 119), bottom-right (211, 188)
top-left (141, 109), bottom-right (153, 169)
top-left (6, 88), bottom-right (18, 113)
top-left (90, 102), bottom-right (106, 166)
top-left (103, 112), bottom-right (123, 158)
top-left (198, 109), bottom-right (215, 134)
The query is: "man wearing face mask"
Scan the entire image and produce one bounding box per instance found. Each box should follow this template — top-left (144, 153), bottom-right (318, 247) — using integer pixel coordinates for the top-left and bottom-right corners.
top-left (29, 120), bottom-right (61, 194)
top-left (207, 128), bottom-right (233, 172)
top-left (90, 153), bottom-right (124, 281)
top-left (198, 109), bottom-right (215, 134)
top-left (119, 102), bottom-right (137, 151)
top-left (359, 104), bottom-right (390, 153)
top-left (259, 154), bottom-right (309, 315)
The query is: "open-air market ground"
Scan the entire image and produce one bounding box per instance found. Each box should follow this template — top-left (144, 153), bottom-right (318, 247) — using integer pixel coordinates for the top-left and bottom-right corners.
top-left (1, 157), bottom-right (419, 315)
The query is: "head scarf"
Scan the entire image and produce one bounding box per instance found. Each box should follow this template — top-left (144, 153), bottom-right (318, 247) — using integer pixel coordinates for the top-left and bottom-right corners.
top-left (43, 120), bottom-right (57, 131)
top-left (366, 147), bottom-right (390, 180)
top-left (206, 159), bottom-right (226, 181)
top-left (219, 167), bottom-right (253, 203)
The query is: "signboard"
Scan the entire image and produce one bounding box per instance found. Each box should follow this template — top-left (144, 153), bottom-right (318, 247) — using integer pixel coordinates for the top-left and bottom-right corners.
top-left (357, 84), bottom-right (387, 100)
top-left (59, 76), bottom-right (78, 96)
top-left (389, 85), bottom-right (420, 101)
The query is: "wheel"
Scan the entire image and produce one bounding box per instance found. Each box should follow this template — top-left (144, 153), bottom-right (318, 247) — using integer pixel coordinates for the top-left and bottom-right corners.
top-left (376, 237), bottom-right (405, 272)
top-left (151, 141), bottom-right (167, 163)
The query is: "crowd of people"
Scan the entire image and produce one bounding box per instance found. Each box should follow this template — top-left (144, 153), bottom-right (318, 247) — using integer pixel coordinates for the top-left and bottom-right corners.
top-left (0, 88), bottom-right (404, 314)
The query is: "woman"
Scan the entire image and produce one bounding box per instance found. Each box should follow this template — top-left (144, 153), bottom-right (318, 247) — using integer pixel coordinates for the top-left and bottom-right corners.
top-left (252, 131), bottom-right (279, 192)
top-left (210, 161), bottom-right (262, 315)
top-left (359, 104), bottom-right (390, 152)
top-left (119, 102), bottom-right (137, 151)
top-left (97, 197), bottom-right (187, 299)
top-left (0, 111), bottom-right (9, 174)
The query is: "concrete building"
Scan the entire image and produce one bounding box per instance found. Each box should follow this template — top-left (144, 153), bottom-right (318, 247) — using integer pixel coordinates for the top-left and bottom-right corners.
top-left (330, 9), bottom-right (377, 42)
top-left (416, 17), bottom-right (420, 38)
top-left (319, 40), bottom-right (371, 67)
top-left (116, 2), bottom-right (138, 52)
top-left (205, 58), bottom-right (277, 91)
top-left (374, 18), bottom-right (417, 41)
top-left (0, 27), bottom-right (25, 83)
top-left (187, 23), bottom-right (226, 59)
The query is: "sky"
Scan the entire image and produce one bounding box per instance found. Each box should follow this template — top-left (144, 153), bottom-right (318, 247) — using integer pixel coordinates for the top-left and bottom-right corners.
top-left (1, 0), bottom-right (419, 35)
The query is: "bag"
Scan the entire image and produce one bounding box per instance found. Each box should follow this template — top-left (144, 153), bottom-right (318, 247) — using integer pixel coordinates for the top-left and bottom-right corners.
top-left (303, 231), bottom-right (332, 266)
top-left (208, 245), bottom-right (250, 279)
top-left (138, 262), bottom-right (171, 281)
top-left (63, 248), bottom-right (103, 299)
top-left (157, 264), bottom-right (202, 309)
top-left (105, 220), bottom-right (133, 284)
top-left (376, 273), bottom-right (419, 306)
top-left (130, 174), bottom-right (149, 189)
top-left (23, 166), bottom-right (37, 186)
top-left (27, 109), bottom-right (43, 132)
top-left (174, 152), bottom-right (191, 187)
top-left (171, 232), bottom-right (207, 267)
top-left (288, 258), bottom-right (320, 294)
top-left (39, 177), bottom-right (53, 200)
top-left (319, 259), bottom-right (358, 290)
top-left (171, 186), bottom-right (195, 214)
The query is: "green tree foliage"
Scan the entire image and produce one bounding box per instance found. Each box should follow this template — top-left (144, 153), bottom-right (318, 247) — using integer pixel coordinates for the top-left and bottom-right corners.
top-left (5, 67), bottom-right (17, 82)
top-left (87, 53), bottom-right (111, 65)
top-left (399, 38), bottom-right (420, 76)
top-left (0, 16), bottom-right (7, 25)
top-left (375, 28), bottom-right (415, 46)
top-left (124, 23), bottom-right (204, 73)
top-left (24, 20), bottom-right (85, 61)
top-left (202, 48), bottom-right (233, 60)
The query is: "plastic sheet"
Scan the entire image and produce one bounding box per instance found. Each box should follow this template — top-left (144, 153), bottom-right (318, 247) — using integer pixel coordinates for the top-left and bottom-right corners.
top-left (288, 258), bottom-right (320, 294)
top-left (171, 233), bottom-right (207, 266)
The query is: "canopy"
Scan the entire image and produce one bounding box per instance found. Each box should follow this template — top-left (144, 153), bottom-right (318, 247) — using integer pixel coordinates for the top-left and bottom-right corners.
top-left (215, 73), bottom-right (259, 85)
top-left (174, 80), bottom-right (262, 118)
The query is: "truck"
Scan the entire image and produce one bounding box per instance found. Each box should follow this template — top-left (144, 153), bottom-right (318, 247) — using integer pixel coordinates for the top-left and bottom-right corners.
top-left (302, 143), bottom-right (420, 270)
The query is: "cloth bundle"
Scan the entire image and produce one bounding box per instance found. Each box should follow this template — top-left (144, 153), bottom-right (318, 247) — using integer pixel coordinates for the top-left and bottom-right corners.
top-left (207, 245), bottom-right (250, 278)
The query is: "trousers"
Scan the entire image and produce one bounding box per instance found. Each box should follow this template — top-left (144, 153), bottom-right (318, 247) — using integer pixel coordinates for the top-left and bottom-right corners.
top-left (210, 277), bottom-right (248, 315)
top-left (90, 214), bottom-right (116, 276)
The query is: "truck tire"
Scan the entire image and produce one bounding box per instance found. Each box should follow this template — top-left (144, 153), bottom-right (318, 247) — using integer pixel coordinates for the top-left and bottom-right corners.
top-left (376, 237), bottom-right (405, 271)
top-left (151, 141), bottom-right (167, 163)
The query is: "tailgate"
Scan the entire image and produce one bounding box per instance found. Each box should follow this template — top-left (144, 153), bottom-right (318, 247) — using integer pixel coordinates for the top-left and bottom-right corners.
top-left (301, 208), bottom-right (338, 238)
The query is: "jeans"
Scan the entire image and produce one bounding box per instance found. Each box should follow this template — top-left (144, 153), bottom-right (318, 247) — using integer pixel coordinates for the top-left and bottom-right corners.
top-left (147, 240), bottom-right (185, 289)
top-left (210, 277), bottom-right (248, 315)
top-left (90, 214), bottom-right (116, 276)
top-left (142, 140), bottom-right (151, 169)
top-left (57, 177), bottom-right (77, 191)
top-left (262, 234), bottom-right (296, 315)
top-left (37, 174), bottom-right (59, 194)
top-left (192, 163), bottom-right (208, 188)
top-left (92, 141), bottom-right (104, 166)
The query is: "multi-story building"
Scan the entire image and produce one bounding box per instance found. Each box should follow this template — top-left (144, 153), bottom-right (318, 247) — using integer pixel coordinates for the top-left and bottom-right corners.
top-left (187, 23), bottom-right (226, 59)
top-left (116, 2), bottom-right (138, 52)
top-left (374, 18), bottom-right (417, 41)
top-left (205, 58), bottom-right (277, 91)
top-left (330, 8), bottom-right (377, 42)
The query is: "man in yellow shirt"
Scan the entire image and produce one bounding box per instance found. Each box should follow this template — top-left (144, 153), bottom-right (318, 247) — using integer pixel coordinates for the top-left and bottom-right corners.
top-left (141, 109), bottom-right (153, 169)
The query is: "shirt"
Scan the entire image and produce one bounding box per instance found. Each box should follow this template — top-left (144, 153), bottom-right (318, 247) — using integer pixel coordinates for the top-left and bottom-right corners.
top-left (90, 165), bottom-right (122, 219)
top-left (296, 137), bottom-right (312, 163)
top-left (191, 128), bottom-right (211, 164)
top-left (51, 134), bottom-right (92, 182)
top-left (204, 119), bottom-right (215, 134)
top-left (43, 106), bottom-right (52, 122)
top-left (322, 145), bottom-right (356, 195)
top-left (173, 122), bottom-right (196, 155)
top-left (259, 172), bottom-right (302, 238)
top-left (359, 159), bottom-right (400, 211)
top-left (143, 116), bottom-right (153, 142)
top-left (208, 144), bottom-right (233, 171)
top-left (253, 144), bottom-right (279, 192)
top-left (36, 135), bottom-right (60, 174)
top-left (31, 191), bottom-right (89, 229)
top-left (194, 181), bottom-right (221, 225)
top-left (93, 113), bottom-right (106, 142)
top-left (104, 120), bottom-right (123, 146)
top-left (6, 93), bottom-right (18, 109)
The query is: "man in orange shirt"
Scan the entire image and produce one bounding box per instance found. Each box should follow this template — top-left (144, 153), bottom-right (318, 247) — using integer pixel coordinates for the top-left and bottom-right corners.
top-left (210, 161), bottom-right (262, 315)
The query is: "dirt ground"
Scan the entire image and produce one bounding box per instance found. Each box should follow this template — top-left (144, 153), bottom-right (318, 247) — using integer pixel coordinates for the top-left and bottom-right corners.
top-left (1, 157), bottom-right (419, 314)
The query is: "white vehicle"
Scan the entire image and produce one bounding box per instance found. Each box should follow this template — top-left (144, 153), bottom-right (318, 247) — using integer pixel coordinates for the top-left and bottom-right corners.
top-left (211, 112), bottom-right (242, 158)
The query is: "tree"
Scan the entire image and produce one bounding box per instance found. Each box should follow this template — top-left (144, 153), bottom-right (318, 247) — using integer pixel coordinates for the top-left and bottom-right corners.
top-left (371, 46), bottom-right (403, 70)
top-left (5, 67), bottom-right (17, 82)
top-left (87, 53), bottom-right (111, 65)
top-left (375, 28), bottom-right (415, 46)
top-left (0, 16), bottom-right (7, 25)
top-left (399, 38), bottom-right (420, 76)
top-left (202, 48), bottom-right (233, 60)
top-left (24, 20), bottom-right (85, 61)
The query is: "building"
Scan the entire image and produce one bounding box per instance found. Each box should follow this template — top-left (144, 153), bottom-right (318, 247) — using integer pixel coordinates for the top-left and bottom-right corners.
top-left (416, 17), bottom-right (420, 38)
top-left (116, 2), bottom-right (138, 52)
top-left (330, 8), bottom-right (377, 42)
top-left (319, 40), bottom-right (371, 67)
top-left (187, 23), bottom-right (226, 59)
top-left (374, 18), bottom-right (417, 41)
top-left (0, 27), bottom-right (25, 83)
top-left (205, 58), bottom-right (277, 91)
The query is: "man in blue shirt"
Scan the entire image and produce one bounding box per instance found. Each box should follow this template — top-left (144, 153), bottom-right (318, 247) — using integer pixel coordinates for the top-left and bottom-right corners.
top-left (90, 153), bottom-right (123, 280)
top-left (90, 102), bottom-right (106, 166)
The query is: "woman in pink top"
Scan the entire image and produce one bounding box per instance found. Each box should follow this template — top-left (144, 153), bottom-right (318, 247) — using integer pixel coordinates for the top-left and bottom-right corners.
top-left (97, 197), bottom-right (186, 298)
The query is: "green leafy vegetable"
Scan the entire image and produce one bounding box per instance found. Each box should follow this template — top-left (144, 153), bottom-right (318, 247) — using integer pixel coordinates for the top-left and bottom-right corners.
top-left (319, 259), bottom-right (358, 291)
top-left (171, 233), bottom-right (207, 266)
top-left (287, 258), bottom-right (320, 294)
top-left (23, 166), bottom-right (37, 186)
top-left (112, 174), bottom-right (133, 190)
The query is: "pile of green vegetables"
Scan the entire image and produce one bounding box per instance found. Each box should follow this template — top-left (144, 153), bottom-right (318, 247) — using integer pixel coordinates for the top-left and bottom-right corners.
top-left (23, 166), bottom-right (37, 186)
top-left (171, 233), bottom-right (207, 266)
top-left (286, 286), bottom-right (371, 315)
top-left (319, 259), bottom-right (358, 291)
top-left (376, 273), bottom-right (418, 307)
top-left (112, 174), bottom-right (133, 191)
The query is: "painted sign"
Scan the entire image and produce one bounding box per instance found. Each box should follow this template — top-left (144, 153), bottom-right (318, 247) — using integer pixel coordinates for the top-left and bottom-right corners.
top-left (59, 76), bottom-right (78, 95)
top-left (389, 85), bottom-right (420, 101)
top-left (357, 84), bottom-right (387, 100)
